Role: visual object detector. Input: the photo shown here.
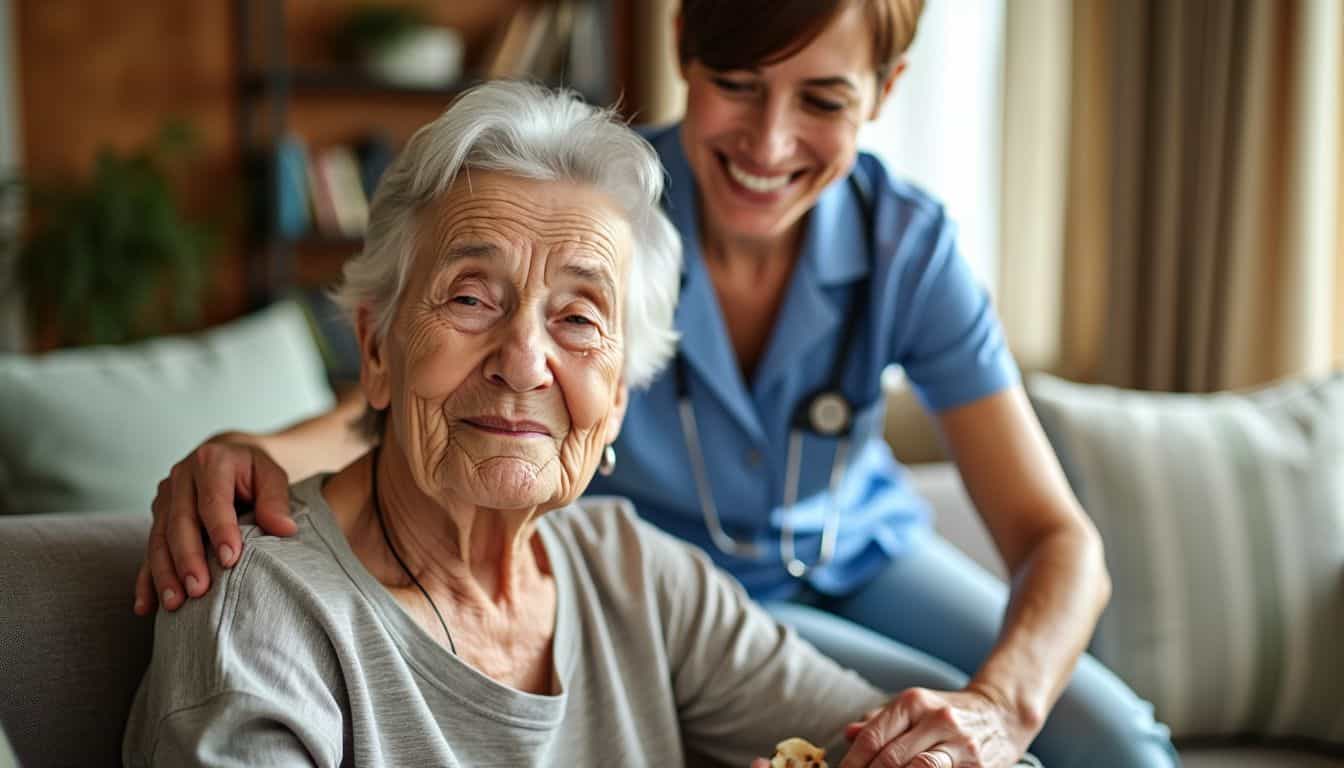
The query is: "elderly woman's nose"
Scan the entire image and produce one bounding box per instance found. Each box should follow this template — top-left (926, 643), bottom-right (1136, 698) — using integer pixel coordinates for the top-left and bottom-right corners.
top-left (484, 311), bottom-right (555, 392)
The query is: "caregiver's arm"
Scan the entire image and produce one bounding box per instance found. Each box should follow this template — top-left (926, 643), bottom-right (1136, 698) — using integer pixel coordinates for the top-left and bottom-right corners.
top-left (132, 388), bottom-right (370, 614)
top-left (940, 385), bottom-right (1110, 726)
top-left (843, 385), bottom-right (1110, 767)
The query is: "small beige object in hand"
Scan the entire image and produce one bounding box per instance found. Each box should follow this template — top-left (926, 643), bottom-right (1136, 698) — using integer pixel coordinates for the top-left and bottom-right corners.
top-left (770, 737), bottom-right (827, 768)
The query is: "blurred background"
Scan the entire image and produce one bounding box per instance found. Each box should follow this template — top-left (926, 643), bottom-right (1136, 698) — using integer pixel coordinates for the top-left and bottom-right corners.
top-left (3, 7), bottom-right (1341, 763)
top-left (0, 0), bottom-right (1340, 390)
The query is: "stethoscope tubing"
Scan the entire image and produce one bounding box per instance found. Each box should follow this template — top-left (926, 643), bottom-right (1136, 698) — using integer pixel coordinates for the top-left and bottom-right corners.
top-left (673, 166), bottom-right (877, 579)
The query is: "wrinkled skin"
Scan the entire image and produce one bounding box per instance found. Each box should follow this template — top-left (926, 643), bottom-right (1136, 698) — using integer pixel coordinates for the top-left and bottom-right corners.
top-left (363, 172), bottom-right (631, 523)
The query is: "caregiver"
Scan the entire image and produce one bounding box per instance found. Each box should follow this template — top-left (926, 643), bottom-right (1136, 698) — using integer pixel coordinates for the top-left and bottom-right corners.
top-left (134, 1), bottom-right (1177, 765)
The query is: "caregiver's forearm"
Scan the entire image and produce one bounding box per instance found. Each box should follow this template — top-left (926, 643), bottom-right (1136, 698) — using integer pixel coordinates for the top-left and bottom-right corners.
top-left (248, 387), bottom-right (371, 481)
top-left (968, 521), bottom-right (1111, 733)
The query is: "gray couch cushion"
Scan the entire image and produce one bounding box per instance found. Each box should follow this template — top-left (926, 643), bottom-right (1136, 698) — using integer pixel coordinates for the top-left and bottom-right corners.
top-left (1181, 748), bottom-right (1344, 767)
top-left (0, 513), bottom-right (152, 766)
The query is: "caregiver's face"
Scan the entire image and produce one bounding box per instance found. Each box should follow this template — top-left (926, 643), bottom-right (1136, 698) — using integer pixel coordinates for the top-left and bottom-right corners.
top-left (680, 4), bottom-right (884, 243)
top-left (372, 173), bottom-right (630, 511)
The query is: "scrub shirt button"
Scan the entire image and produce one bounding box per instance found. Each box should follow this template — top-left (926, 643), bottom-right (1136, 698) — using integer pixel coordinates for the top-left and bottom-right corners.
top-left (745, 449), bottom-right (763, 468)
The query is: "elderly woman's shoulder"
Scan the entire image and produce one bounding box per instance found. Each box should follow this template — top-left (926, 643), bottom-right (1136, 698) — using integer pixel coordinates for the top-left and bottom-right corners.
top-left (209, 477), bottom-right (354, 595)
top-left (547, 494), bottom-right (640, 538)
top-left (545, 495), bottom-right (709, 572)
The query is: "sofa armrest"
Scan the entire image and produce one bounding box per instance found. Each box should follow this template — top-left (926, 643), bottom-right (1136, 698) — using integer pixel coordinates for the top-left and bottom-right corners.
top-left (0, 512), bottom-right (153, 766)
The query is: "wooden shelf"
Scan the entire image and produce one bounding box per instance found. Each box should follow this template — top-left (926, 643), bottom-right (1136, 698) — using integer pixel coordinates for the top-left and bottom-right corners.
top-left (283, 234), bottom-right (364, 249)
top-left (243, 69), bottom-right (478, 98)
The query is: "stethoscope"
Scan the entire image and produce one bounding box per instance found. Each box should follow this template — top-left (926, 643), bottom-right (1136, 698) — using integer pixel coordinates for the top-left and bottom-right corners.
top-left (674, 167), bottom-right (876, 579)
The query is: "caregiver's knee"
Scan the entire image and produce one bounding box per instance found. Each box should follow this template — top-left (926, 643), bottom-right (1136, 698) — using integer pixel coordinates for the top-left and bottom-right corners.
top-left (1035, 669), bottom-right (1179, 768)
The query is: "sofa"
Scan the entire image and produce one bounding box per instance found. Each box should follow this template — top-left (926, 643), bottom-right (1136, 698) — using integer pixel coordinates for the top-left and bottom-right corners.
top-left (1, 462), bottom-right (1341, 766)
top-left (1, 302), bottom-right (1340, 766)
top-left (918, 461), bottom-right (1343, 768)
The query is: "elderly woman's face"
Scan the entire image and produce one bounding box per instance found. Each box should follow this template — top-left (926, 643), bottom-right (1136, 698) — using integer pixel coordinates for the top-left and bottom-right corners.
top-left (362, 173), bottom-right (632, 511)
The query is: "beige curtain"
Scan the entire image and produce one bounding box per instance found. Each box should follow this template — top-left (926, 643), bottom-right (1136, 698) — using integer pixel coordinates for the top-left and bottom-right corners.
top-left (1047, 0), bottom-right (1343, 392)
top-left (633, 1), bottom-right (1343, 395)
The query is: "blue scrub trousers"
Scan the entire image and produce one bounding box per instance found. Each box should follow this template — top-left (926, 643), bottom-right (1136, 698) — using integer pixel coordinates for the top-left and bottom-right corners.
top-left (764, 532), bottom-right (1181, 768)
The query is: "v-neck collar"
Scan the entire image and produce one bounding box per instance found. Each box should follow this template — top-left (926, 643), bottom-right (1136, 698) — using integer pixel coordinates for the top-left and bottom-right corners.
top-left (654, 126), bottom-right (871, 440)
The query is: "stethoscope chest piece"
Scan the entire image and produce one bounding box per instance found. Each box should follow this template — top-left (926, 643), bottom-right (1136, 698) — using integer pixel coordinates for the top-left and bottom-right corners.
top-left (674, 166), bottom-right (879, 580)
top-left (806, 391), bottom-right (852, 437)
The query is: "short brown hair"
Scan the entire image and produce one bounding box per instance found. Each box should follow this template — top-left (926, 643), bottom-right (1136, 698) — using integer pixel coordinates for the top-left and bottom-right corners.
top-left (678, 0), bottom-right (924, 83)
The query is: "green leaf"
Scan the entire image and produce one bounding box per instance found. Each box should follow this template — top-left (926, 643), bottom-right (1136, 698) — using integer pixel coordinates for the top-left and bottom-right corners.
top-left (12, 119), bottom-right (218, 346)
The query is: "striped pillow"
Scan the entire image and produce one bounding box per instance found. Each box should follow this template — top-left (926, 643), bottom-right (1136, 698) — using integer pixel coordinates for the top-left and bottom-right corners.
top-left (1027, 372), bottom-right (1344, 745)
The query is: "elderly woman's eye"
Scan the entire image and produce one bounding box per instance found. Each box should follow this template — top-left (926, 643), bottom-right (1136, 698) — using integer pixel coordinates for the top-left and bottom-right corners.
top-left (565, 315), bottom-right (593, 325)
top-left (452, 296), bottom-right (482, 307)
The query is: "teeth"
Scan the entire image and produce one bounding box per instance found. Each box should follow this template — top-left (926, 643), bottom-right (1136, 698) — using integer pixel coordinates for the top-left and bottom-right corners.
top-left (727, 161), bottom-right (792, 193)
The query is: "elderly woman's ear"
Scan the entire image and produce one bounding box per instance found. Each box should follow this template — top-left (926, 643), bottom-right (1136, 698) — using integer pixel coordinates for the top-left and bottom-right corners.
top-left (356, 304), bottom-right (393, 413)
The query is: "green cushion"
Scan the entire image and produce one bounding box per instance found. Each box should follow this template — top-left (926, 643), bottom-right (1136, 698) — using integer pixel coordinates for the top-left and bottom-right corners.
top-left (1028, 372), bottom-right (1344, 745)
top-left (0, 301), bottom-right (335, 516)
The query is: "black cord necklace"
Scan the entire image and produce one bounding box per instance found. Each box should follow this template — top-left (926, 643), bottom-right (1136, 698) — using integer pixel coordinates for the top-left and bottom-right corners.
top-left (370, 445), bottom-right (458, 655)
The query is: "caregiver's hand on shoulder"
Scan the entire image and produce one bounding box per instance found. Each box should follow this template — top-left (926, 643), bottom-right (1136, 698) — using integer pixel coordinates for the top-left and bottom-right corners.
top-left (132, 434), bottom-right (295, 615)
top-left (838, 686), bottom-right (1032, 768)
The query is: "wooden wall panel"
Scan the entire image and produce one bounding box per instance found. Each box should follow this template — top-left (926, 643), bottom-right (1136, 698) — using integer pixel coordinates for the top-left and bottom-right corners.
top-left (16, 0), bottom-right (245, 324)
top-left (16, 0), bottom-right (634, 331)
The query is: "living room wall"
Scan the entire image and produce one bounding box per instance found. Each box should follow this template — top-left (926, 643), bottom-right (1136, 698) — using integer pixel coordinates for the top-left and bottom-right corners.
top-left (11, 0), bottom-right (613, 341)
top-left (15, 0), bottom-right (246, 327)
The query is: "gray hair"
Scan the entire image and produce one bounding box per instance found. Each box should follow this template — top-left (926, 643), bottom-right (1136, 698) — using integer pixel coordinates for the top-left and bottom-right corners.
top-left (333, 82), bottom-right (681, 432)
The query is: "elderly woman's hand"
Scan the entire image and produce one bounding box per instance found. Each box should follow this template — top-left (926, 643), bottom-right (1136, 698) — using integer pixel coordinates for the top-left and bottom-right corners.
top-left (132, 435), bottom-right (295, 615)
top-left (837, 686), bottom-right (1032, 768)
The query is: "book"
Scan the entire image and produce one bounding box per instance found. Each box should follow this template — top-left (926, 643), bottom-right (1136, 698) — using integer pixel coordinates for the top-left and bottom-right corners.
top-left (485, 3), bottom-right (544, 78)
top-left (317, 146), bottom-right (369, 238)
top-left (531, 0), bottom-right (575, 82)
top-left (273, 135), bottom-right (311, 240)
top-left (513, 2), bottom-right (557, 77)
top-left (354, 133), bottom-right (395, 199)
top-left (306, 148), bottom-right (341, 237)
top-left (566, 1), bottom-right (607, 97)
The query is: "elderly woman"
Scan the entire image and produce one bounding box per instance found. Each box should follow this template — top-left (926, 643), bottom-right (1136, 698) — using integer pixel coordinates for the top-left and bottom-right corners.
top-left (124, 81), bottom-right (897, 767)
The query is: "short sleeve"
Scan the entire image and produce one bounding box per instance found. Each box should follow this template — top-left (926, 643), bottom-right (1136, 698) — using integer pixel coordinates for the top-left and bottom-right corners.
top-left (887, 203), bottom-right (1020, 411)
top-left (641, 516), bottom-right (887, 764)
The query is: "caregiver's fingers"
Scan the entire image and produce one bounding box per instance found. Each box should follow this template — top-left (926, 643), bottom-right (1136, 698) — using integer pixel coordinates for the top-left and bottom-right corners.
top-left (248, 447), bottom-right (297, 538)
top-left (168, 462), bottom-right (211, 599)
top-left (133, 559), bottom-right (155, 615)
top-left (145, 483), bottom-right (185, 612)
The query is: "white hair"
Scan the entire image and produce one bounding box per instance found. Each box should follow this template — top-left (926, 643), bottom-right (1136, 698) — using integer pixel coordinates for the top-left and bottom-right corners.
top-left (333, 80), bottom-right (681, 391)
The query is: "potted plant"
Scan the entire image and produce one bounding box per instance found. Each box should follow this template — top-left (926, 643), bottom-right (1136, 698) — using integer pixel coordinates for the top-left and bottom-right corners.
top-left (1, 120), bottom-right (216, 348)
top-left (336, 3), bottom-right (464, 87)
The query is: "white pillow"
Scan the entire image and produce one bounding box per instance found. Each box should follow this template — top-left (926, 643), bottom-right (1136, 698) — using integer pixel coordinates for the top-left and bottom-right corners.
top-left (0, 301), bottom-right (334, 515)
top-left (1028, 372), bottom-right (1344, 745)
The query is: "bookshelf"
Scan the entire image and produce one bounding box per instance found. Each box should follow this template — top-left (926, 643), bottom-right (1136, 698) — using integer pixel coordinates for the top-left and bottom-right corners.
top-left (235, 0), bottom-right (625, 311)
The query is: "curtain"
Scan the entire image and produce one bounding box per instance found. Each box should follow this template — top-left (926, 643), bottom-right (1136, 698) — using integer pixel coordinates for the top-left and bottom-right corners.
top-left (1049, 0), bottom-right (1343, 391)
top-left (628, 0), bottom-right (1343, 396)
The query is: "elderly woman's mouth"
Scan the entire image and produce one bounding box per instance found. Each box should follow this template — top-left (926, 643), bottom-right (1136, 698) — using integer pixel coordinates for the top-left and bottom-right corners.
top-left (461, 416), bottom-right (554, 437)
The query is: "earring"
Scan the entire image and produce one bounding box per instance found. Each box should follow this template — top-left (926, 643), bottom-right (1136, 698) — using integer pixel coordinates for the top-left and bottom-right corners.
top-left (598, 444), bottom-right (617, 476)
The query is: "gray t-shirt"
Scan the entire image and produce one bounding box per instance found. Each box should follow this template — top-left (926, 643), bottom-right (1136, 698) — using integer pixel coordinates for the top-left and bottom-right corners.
top-left (123, 475), bottom-right (887, 767)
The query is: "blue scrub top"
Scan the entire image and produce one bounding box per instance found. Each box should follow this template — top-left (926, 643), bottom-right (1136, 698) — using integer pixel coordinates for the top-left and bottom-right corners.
top-left (585, 124), bottom-right (1019, 601)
